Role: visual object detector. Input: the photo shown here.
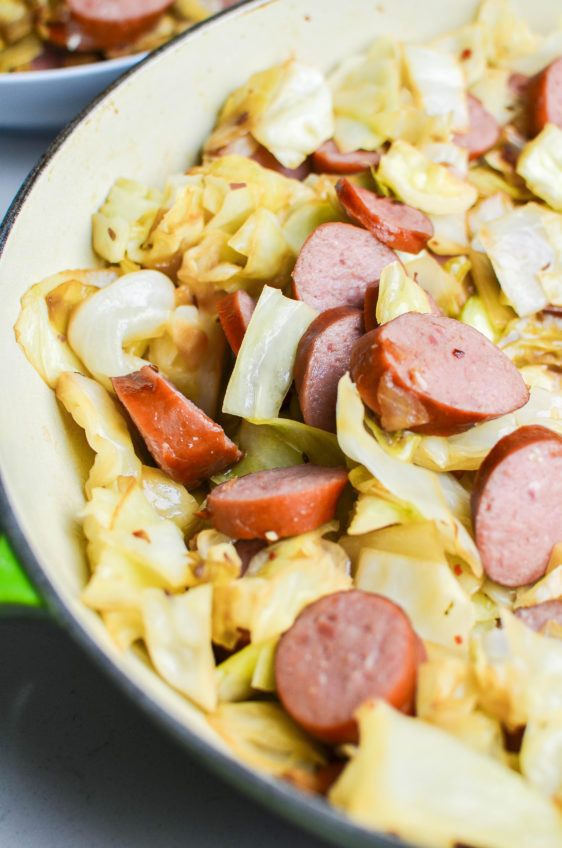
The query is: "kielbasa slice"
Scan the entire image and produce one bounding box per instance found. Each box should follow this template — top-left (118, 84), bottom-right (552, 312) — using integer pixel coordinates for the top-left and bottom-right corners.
top-left (275, 590), bottom-right (420, 744)
top-left (292, 222), bottom-right (398, 312)
top-left (335, 178), bottom-right (434, 254)
top-left (294, 306), bottom-right (364, 433)
top-left (471, 425), bottom-right (562, 588)
top-left (514, 600), bottom-right (562, 633)
top-left (206, 465), bottom-right (348, 540)
top-left (312, 140), bottom-right (382, 174)
top-left (453, 94), bottom-right (501, 160)
top-left (527, 57), bottom-right (562, 136)
top-left (112, 365), bottom-right (242, 489)
top-left (64, 0), bottom-right (175, 50)
top-left (350, 313), bottom-right (529, 436)
top-left (216, 290), bottom-right (256, 355)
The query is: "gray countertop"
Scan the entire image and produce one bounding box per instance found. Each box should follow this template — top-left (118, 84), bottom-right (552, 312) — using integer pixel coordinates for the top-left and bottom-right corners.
top-left (0, 130), bottom-right (327, 848)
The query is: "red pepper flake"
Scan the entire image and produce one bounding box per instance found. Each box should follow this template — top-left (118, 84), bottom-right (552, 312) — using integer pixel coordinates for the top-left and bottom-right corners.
top-left (268, 552), bottom-right (276, 560)
top-left (454, 634), bottom-right (463, 645)
top-left (461, 48), bottom-right (472, 60)
top-left (108, 227), bottom-right (117, 241)
top-left (133, 529), bottom-right (150, 543)
top-left (453, 348), bottom-right (465, 358)
top-left (454, 563), bottom-right (463, 576)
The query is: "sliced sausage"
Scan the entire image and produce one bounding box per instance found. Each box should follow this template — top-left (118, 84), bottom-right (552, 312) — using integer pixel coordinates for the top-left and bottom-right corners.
top-left (471, 425), bottom-right (562, 588)
top-left (312, 140), bottom-right (382, 174)
top-left (294, 307), bottom-right (364, 433)
top-left (515, 600), bottom-right (562, 633)
top-left (111, 365), bottom-right (242, 489)
top-left (350, 313), bottom-right (529, 436)
top-left (216, 290), bottom-right (256, 355)
top-left (206, 464), bottom-right (348, 540)
top-left (275, 590), bottom-right (420, 744)
top-left (453, 94), bottom-right (501, 161)
top-left (335, 178), bottom-right (434, 254)
top-left (527, 57), bottom-right (562, 137)
top-left (292, 222), bottom-right (398, 312)
top-left (63, 0), bottom-right (175, 50)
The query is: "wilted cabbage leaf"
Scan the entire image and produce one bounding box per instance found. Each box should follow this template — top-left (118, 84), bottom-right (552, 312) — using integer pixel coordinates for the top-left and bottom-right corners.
top-left (330, 700), bottom-right (562, 848)
top-left (204, 60), bottom-right (334, 168)
top-left (142, 584), bottom-right (217, 711)
top-left (376, 140), bottom-right (478, 214)
top-left (222, 285), bottom-right (316, 420)
top-left (403, 44), bottom-right (469, 132)
top-left (376, 261), bottom-right (434, 324)
top-left (207, 701), bottom-right (328, 777)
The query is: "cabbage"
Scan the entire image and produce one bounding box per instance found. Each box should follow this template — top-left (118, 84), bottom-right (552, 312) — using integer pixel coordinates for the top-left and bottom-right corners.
top-left (520, 717), bottom-right (562, 805)
top-left (205, 60), bottom-right (334, 169)
top-left (376, 140), bottom-right (478, 214)
top-left (81, 478), bottom-right (192, 615)
top-left (67, 270), bottom-right (176, 386)
top-left (148, 303), bottom-right (226, 417)
top-left (336, 374), bottom-right (482, 575)
top-left (499, 314), bottom-right (562, 369)
top-left (329, 36), bottom-right (401, 151)
top-left (207, 702), bottom-right (327, 777)
top-left (469, 67), bottom-right (520, 125)
top-left (55, 371), bottom-right (141, 494)
top-left (214, 416), bottom-right (345, 483)
top-left (477, 0), bottom-right (539, 67)
top-left (516, 124), bottom-right (562, 212)
top-left (403, 251), bottom-right (467, 316)
top-left (412, 386), bottom-right (562, 472)
top-left (430, 22), bottom-right (488, 86)
top-left (330, 700), bottom-right (562, 848)
top-left (468, 248), bottom-right (516, 331)
top-left (92, 178), bottom-right (163, 264)
top-left (14, 270), bottom-right (112, 388)
top-left (227, 207), bottom-right (294, 281)
top-left (460, 295), bottom-right (498, 341)
top-left (356, 547), bottom-right (475, 652)
top-left (420, 141), bottom-right (469, 177)
top-left (479, 203), bottom-right (554, 316)
top-left (102, 608), bottom-right (144, 652)
top-left (212, 526), bottom-right (351, 648)
top-left (474, 610), bottom-right (562, 729)
top-left (215, 637), bottom-right (278, 702)
top-left (426, 211), bottom-right (469, 254)
top-left (468, 192), bottom-right (514, 253)
top-left (142, 585), bottom-right (217, 711)
top-left (510, 29), bottom-right (562, 75)
top-left (375, 261), bottom-right (434, 325)
top-left (222, 285), bottom-right (316, 420)
top-left (403, 45), bottom-right (469, 132)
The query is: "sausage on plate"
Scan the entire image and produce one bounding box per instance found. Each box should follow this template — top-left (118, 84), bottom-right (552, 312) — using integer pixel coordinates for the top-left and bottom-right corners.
top-left (472, 425), bottom-right (562, 587)
top-left (294, 306), bottom-right (364, 432)
top-left (58, 0), bottom-right (176, 50)
top-left (526, 56), bottom-right (562, 136)
top-left (453, 94), bottom-right (501, 160)
top-left (335, 178), bottom-right (434, 254)
top-left (312, 140), bottom-right (382, 174)
top-left (217, 290), bottom-right (256, 355)
top-left (350, 312), bottom-right (529, 435)
top-left (206, 464), bottom-right (348, 539)
top-left (112, 365), bottom-right (242, 488)
top-left (275, 590), bottom-right (421, 744)
top-left (292, 222), bottom-right (398, 312)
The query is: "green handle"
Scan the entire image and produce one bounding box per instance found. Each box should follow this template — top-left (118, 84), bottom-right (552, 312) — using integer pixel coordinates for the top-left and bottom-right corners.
top-left (0, 533), bottom-right (43, 609)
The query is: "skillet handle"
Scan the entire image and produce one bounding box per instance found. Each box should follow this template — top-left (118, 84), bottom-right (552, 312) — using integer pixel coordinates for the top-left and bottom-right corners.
top-left (0, 534), bottom-right (43, 613)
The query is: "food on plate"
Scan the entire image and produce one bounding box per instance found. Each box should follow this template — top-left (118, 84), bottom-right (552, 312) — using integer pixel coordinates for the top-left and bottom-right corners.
top-left (471, 425), bottom-right (562, 587)
top-left (14, 0), bottom-right (562, 845)
top-left (0, 0), bottom-right (240, 72)
top-left (335, 178), bottom-right (435, 253)
top-left (275, 590), bottom-right (421, 743)
top-left (349, 312), bottom-right (529, 435)
top-left (292, 222), bottom-right (398, 311)
top-left (294, 306), bottom-right (364, 432)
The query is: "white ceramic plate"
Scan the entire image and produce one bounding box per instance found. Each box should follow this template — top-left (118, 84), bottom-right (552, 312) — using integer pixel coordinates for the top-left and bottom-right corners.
top-left (0, 53), bottom-right (143, 131)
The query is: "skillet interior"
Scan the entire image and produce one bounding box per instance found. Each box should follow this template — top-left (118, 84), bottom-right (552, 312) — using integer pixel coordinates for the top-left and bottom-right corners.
top-left (0, 0), bottom-right (554, 845)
